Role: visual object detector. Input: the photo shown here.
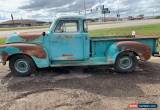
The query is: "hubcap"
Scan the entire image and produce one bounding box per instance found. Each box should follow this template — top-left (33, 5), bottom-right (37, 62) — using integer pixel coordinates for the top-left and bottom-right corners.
top-left (119, 56), bottom-right (133, 70)
top-left (14, 59), bottom-right (29, 73)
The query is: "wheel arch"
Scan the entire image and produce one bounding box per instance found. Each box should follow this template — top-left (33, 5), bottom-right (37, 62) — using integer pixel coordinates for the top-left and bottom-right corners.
top-left (0, 43), bottom-right (50, 68)
top-left (7, 53), bottom-right (37, 66)
top-left (7, 53), bottom-right (50, 68)
top-left (115, 51), bottom-right (138, 63)
top-left (116, 41), bottom-right (152, 61)
top-left (107, 41), bottom-right (151, 64)
top-left (114, 51), bottom-right (138, 73)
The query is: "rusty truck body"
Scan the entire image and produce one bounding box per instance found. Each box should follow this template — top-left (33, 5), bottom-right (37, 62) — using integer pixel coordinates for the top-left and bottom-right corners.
top-left (0, 16), bottom-right (159, 76)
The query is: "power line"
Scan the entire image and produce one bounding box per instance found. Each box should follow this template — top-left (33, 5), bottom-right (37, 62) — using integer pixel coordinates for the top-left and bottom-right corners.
top-left (83, 0), bottom-right (87, 16)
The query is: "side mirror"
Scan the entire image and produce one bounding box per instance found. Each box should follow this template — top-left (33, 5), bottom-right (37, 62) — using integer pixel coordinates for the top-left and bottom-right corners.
top-left (42, 32), bottom-right (46, 36)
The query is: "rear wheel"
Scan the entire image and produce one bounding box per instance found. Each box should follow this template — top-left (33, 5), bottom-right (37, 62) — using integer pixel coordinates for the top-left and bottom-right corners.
top-left (114, 52), bottom-right (138, 73)
top-left (9, 55), bottom-right (36, 76)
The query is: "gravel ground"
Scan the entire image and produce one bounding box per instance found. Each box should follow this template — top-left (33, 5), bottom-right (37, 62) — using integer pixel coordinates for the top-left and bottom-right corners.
top-left (0, 57), bottom-right (160, 110)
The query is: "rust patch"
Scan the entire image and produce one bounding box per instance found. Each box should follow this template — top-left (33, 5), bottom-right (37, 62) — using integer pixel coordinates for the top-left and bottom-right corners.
top-left (1, 51), bottom-right (9, 64)
top-left (0, 36), bottom-right (7, 39)
top-left (117, 41), bottom-right (152, 61)
top-left (0, 43), bottom-right (47, 59)
top-left (19, 32), bottom-right (42, 41)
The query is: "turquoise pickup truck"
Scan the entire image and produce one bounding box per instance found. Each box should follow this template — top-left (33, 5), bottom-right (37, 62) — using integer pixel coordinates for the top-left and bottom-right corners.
top-left (0, 16), bottom-right (159, 76)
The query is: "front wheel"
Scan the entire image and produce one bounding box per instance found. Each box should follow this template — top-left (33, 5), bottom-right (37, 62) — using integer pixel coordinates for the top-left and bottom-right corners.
top-left (9, 55), bottom-right (36, 76)
top-left (114, 52), bottom-right (138, 73)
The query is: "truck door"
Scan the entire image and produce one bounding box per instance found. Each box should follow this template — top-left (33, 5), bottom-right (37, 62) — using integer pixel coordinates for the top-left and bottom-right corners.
top-left (50, 20), bottom-right (85, 61)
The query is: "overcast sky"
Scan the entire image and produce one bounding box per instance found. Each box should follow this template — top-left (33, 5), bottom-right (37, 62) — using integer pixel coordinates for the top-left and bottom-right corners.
top-left (0, 0), bottom-right (160, 22)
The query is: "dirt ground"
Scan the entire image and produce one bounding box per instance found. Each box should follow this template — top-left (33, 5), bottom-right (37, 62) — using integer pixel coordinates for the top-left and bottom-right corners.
top-left (0, 57), bottom-right (160, 110)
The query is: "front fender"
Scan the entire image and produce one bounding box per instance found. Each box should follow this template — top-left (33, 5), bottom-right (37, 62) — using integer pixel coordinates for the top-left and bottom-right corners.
top-left (0, 43), bottom-right (50, 68)
top-left (107, 41), bottom-right (152, 64)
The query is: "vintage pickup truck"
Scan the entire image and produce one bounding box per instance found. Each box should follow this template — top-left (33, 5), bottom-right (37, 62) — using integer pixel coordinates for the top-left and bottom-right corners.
top-left (0, 16), bottom-right (159, 76)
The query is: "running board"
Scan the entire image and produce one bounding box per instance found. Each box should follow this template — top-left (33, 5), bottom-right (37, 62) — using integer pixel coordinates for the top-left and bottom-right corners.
top-left (50, 57), bottom-right (109, 67)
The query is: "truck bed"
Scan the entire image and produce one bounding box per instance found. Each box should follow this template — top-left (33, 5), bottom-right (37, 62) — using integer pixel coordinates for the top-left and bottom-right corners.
top-left (90, 36), bottom-right (159, 57)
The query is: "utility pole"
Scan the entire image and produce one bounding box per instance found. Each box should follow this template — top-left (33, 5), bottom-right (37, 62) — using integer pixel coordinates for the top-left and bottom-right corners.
top-left (21, 17), bottom-right (23, 27)
top-left (83, 0), bottom-right (87, 17)
top-left (99, 0), bottom-right (102, 22)
top-left (117, 0), bottom-right (120, 21)
top-left (11, 14), bottom-right (14, 25)
top-left (102, 6), bottom-right (110, 22)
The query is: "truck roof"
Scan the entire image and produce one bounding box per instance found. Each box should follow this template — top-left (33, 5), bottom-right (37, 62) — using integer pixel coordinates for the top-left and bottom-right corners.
top-left (54, 15), bottom-right (86, 20)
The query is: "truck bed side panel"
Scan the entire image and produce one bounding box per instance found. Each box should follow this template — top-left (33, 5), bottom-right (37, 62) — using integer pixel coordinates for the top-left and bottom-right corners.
top-left (91, 37), bottom-right (158, 58)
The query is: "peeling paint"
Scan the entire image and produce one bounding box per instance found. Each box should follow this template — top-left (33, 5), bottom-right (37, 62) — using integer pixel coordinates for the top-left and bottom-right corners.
top-left (1, 51), bottom-right (9, 64)
top-left (0, 43), bottom-right (47, 61)
top-left (19, 33), bottom-right (42, 41)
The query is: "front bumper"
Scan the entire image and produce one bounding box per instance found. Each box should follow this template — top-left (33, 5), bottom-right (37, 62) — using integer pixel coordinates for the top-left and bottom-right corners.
top-left (0, 57), bottom-right (5, 65)
top-left (0, 57), bottom-right (2, 63)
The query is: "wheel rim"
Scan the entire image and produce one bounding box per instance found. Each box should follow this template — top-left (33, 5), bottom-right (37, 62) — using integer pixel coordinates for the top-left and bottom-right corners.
top-left (119, 56), bottom-right (133, 70)
top-left (14, 59), bottom-right (29, 73)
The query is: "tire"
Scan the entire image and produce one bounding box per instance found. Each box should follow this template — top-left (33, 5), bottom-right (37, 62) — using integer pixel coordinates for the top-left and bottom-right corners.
top-left (114, 52), bottom-right (138, 73)
top-left (9, 55), bottom-right (36, 77)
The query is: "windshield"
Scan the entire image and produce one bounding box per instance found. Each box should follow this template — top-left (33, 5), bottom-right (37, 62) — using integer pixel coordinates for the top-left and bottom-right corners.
top-left (49, 18), bottom-right (57, 32)
top-left (49, 22), bottom-right (55, 31)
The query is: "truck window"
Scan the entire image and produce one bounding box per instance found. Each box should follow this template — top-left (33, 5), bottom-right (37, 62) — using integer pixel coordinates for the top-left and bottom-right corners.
top-left (83, 20), bottom-right (88, 33)
top-left (55, 20), bottom-right (79, 33)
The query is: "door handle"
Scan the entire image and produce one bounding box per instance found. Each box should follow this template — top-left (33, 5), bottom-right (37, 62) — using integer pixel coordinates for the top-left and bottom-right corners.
top-left (51, 40), bottom-right (59, 43)
top-left (63, 36), bottom-right (73, 39)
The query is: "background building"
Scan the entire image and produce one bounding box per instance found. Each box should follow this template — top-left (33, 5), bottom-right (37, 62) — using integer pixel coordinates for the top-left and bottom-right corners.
top-left (0, 19), bottom-right (49, 28)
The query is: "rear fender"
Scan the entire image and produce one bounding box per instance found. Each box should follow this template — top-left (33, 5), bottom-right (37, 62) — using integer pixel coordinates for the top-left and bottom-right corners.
top-left (0, 43), bottom-right (49, 68)
top-left (107, 41), bottom-right (152, 64)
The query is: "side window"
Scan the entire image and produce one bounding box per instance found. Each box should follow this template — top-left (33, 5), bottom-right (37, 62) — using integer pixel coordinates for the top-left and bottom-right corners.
top-left (55, 20), bottom-right (79, 33)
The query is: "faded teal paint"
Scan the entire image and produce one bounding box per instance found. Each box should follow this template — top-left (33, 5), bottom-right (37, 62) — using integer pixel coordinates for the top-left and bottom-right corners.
top-left (32, 56), bottom-right (50, 68)
top-left (91, 37), bottom-right (158, 55)
top-left (91, 37), bottom-right (158, 64)
top-left (51, 57), bottom-right (108, 67)
top-left (107, 43), bottom-right (119, 64)
top-left (0, 16), bottom-right (159, 69)
top-left (48, 16), bottom-right (90, 61)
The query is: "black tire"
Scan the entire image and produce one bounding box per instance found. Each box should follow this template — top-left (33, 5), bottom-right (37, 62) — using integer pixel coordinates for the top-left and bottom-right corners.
top-left (114, 52), bottom-right (138, 73)
top-left (9, 55), bottom-right (36, 77)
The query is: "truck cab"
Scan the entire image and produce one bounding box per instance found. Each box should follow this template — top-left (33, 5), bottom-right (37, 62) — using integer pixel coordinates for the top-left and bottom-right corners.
top-left (46, 16), bottom-right (90, 61)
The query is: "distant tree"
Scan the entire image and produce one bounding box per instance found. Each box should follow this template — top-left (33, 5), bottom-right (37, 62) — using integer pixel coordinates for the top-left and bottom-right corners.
top-left (155, 16), bottom-right (160, 19)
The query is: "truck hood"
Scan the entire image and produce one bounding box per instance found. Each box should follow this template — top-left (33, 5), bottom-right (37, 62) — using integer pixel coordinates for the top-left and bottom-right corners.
top-left (6, 32), bottom-right (43, 44)
top-left (0, 36), bottom-right (6, 44)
